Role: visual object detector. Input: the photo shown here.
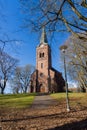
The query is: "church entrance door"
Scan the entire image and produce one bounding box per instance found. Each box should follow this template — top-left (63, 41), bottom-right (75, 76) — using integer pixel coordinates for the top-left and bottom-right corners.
top-left (39, 84), bottom-right (45, 93)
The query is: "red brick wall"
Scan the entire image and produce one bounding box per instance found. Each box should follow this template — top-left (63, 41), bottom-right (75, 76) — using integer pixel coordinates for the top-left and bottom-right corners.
top-left (36, 44), bottom-right (51, 92)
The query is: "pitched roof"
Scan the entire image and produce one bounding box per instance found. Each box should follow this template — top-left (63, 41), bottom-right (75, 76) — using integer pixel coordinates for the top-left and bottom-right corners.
top-left (51, 67), bottom-right (62, 75)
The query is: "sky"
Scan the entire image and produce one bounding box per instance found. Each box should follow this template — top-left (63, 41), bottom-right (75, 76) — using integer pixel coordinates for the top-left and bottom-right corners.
top-left (0, 0), bottom-right (72, 93)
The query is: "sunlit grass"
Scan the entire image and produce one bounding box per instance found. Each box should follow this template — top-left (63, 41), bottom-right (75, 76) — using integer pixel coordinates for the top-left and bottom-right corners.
top-left (0, 93), bottom-right (36, 108)
top-left (51, 93), bottom-right (87, 108)
top-left (51, 92), bottom-right (87, 99)
top-left (51, 93), bottom-right (66, 99)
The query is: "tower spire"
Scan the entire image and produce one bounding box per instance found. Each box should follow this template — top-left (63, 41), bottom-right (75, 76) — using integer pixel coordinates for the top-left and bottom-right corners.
top-left (40, 27), bottom-right (48, 44)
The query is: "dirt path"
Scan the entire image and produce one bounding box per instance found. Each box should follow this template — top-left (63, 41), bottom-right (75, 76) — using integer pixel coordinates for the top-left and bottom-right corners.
top-left (30, 94), bottom-right (57, 110)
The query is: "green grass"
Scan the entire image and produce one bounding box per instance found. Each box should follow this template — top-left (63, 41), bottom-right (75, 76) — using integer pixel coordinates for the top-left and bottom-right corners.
top-left (51, 93), bottom-right (66, 99)
top-left (51, 92), bottom-right (87, 99)
top-left (0, 93), bottom-right (36, 108)
top-left (51, 92), bottom-right (87, 108)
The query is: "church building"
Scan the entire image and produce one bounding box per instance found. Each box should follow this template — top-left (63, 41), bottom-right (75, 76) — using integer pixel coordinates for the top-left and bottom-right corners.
top-left (30, 28), bottom-right (65, 93)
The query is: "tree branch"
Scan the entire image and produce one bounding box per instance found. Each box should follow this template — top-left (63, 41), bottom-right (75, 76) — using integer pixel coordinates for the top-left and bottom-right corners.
top-left (67, 0), bottom-right (87, 22)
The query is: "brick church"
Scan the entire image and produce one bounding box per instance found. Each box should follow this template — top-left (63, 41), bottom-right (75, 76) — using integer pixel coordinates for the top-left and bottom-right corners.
top-left (30, 28), bottom-right (65, 93)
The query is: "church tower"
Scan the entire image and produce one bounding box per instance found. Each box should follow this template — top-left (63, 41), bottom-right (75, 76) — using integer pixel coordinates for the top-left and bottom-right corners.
top-left (30, 28), bottom-right (65, 93)
top-left (36, 28), bottom-right (51, 92)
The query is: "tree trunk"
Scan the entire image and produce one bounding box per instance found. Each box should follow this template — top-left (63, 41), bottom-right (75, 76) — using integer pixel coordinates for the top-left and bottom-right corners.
top-left (1, 87), bottom-right (4, 94)
top-left (1, 78), bottom-right (7, 94)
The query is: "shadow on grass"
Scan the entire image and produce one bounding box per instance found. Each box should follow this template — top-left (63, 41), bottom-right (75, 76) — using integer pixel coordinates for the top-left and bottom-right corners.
top-left (1, 109), bottom-right (87, 121)
top-left (47, 119), bottom-right (87, 130)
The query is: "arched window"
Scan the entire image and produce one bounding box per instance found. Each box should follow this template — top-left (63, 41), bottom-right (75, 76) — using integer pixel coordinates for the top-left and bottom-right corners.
top-left (39, 52), bottom-right (44, 58)
top-left (39, 53), bottom-right (41, 58)
top-left (42, 53), bottom-right (44, 57)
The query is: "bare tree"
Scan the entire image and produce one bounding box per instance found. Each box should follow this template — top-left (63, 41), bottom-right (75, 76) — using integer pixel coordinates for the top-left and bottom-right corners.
top-left (12, 64), bottom-right (35, 93)
top-left (10, 67), bottom-right (21, 94)
top-left (20, 0), bottom-right (87, 40)
top-left (0, 50), bottom-right (18, 94)
top-left (62, 35), bottom-right (87, 92)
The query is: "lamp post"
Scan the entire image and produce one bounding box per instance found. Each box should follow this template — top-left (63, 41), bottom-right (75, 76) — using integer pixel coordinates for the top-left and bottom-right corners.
top-left (60, 45), bottom-right (70, 112)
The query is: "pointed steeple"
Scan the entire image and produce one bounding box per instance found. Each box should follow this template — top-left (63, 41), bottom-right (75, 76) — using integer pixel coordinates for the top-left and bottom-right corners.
top-left (40, 27), bottom-right (48, 44)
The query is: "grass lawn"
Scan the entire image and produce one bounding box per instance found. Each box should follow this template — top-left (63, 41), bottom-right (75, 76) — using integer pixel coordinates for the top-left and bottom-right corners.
top-left (0, 93), bottom-right (36, 108)
top-left (51, 92), bottom-right (87, 109)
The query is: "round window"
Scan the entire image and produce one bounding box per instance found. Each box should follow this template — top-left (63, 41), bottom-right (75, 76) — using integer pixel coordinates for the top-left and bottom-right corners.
top-left (40, 73), bottom-right (43, 77)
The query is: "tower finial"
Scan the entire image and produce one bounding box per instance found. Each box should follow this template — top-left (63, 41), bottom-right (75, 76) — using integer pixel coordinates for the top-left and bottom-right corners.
top-left (40, 26), bottom-right (48, 44)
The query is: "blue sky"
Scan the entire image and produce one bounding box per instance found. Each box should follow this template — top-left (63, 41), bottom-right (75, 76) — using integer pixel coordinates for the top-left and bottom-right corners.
top-left (1, 0), bottom-right (70, 72)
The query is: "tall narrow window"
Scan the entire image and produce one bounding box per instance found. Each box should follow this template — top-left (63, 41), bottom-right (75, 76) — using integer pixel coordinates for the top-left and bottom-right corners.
top-left (39, 53), bottom-right (41, 58)
top-left (42, 53), bottom-right (44, 57)
top-left (41, 63), bottom-right (43, 68)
